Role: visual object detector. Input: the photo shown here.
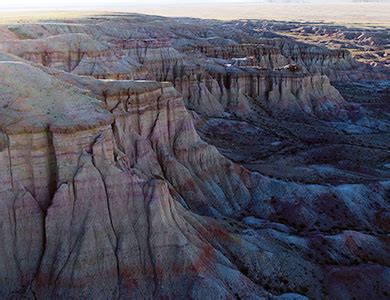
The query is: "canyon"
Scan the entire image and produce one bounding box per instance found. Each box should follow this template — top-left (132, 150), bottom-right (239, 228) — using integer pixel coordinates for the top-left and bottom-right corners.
top-left (0, 12), bottom-right (389, 299)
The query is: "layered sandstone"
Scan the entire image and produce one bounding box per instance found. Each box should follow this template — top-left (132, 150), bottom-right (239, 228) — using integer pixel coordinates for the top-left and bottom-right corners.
top-left (0, 20), bottom-right (363, 120)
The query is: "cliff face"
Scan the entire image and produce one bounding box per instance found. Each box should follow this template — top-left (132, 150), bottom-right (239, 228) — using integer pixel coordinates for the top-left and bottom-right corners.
top-left (193, 44), bottom-right (289, 69)
top-left (173, 66), bottom-right (347, 118)
top-left (255, 38), bottom-right (357, 79)
top-left (0, 61), bottom-right (261, 298)
top-left (0, 14), bottom-right (389, 300)
top-left (0, 33), bottom-right (144, 79)
top-left (1, 59), bottom-right (389, 300)
top-left (1, 17), bottom-right (370, 120)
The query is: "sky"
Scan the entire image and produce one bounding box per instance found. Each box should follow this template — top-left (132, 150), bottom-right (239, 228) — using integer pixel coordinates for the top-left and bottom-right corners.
top-left (0, 0), bottom-right (385, 9)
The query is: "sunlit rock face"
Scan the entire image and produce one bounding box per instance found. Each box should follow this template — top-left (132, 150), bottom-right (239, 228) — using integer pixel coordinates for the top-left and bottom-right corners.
top-left (0, 13), bottom-right (389, 299)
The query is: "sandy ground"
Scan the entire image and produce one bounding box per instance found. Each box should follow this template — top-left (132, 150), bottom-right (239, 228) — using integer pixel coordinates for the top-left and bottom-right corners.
top-left (0, 3), bottom-right (389, 27)
top-left (126, 3), bottom-right (390, 27)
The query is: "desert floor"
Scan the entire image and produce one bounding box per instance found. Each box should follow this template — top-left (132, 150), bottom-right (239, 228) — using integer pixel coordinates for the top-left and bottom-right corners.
top-left (0, 3), bottom-right (389, 28)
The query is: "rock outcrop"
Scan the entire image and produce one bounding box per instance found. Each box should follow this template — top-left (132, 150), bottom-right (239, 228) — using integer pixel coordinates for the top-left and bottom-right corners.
top-left (0, 17), bottom-right (368, 120)
top-left (0, 13), bottom-right (389, 300)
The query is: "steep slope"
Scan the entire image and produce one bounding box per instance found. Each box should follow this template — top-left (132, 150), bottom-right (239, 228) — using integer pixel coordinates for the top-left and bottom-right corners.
top-left (1, 55), bottom-right (389, 299)
top-left (1, 16), bottom-right (366, 120)
top-left (0, 61), bottom-right (263, 298)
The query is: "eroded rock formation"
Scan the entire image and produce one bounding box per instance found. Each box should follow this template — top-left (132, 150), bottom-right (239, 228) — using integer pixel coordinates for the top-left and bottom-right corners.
top-left (0, 13), bottom-right (389, 300)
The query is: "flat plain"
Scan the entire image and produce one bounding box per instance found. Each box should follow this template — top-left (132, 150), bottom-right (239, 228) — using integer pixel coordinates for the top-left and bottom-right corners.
top-left (0, 3), bottom-right (389, 27)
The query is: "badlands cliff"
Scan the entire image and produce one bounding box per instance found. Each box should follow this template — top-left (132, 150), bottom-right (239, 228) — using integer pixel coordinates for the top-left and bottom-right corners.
top-left (0, 13), bottom-right (389, 299)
